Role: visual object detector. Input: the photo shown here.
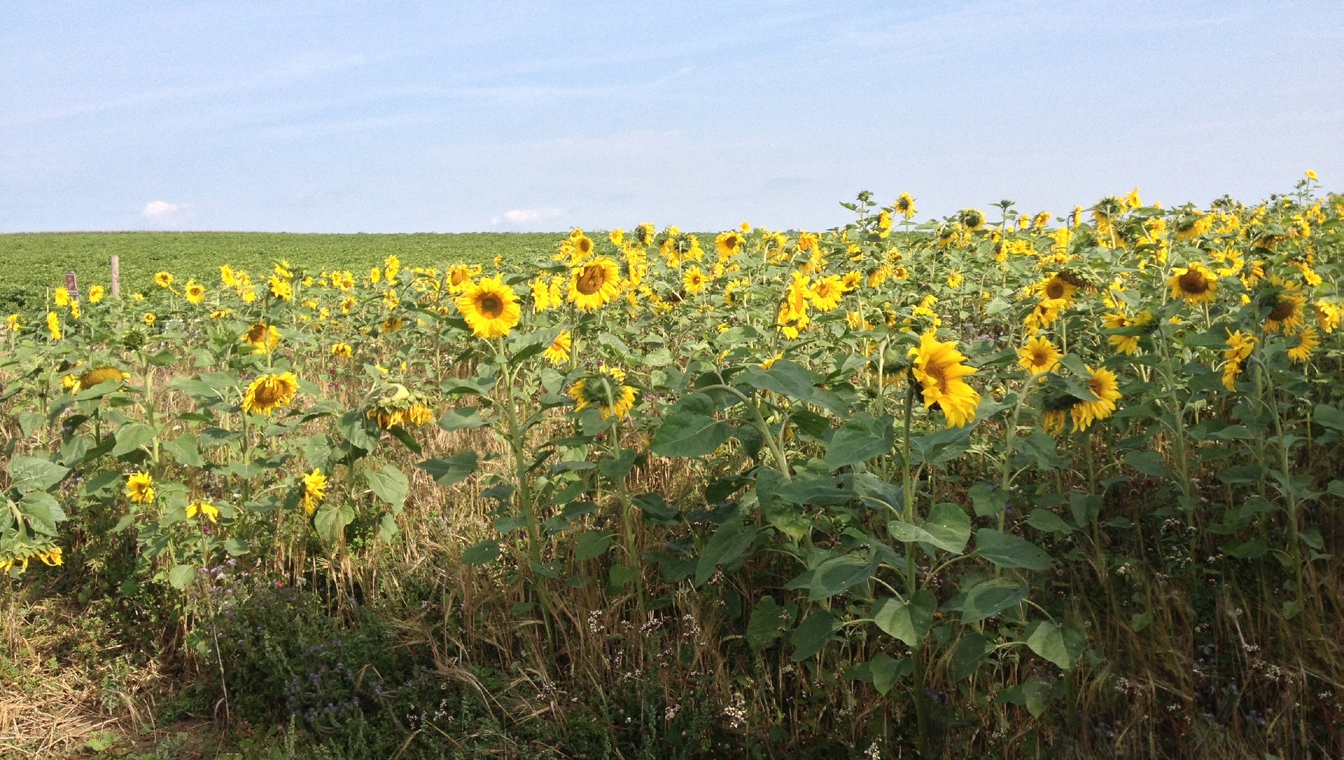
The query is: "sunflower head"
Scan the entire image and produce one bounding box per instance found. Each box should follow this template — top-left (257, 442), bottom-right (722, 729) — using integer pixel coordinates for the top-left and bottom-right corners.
top-left (242, 372), bottom-right (300, 416)
top-left (1017, 336), bottom-right (1062, 375)
top-left (126, 471), bottom-right (155, 504)
top-left (568, 258), bottom-right (621, 311)
top-left (456, 275), bottom-right (521, 339)
top-left (78, 366), bottom-right (130, 390)
top-left (569, 367), bottom-right (637, 419)
top-left (1167, 262), bottom-right (1218, 305)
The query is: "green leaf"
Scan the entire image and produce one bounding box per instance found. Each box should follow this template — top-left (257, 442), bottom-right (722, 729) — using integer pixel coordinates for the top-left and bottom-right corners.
top-left (1026, 509), bottom-right (1073, 534)
top-left (869, 652), bottom-right (907, 696)
top-left (59, 435), bottom-right (92, 467)
top-left (975, 529), bottom-right (1052, 570)
top-left (437, 406), bottom-right (486, 432)
top-left (961, 578), bottom-right (1028, 624)
top-left (112, 423), bottom-right (156, 458)
top-left (598, 449), bottom-right (638, 480)
top-left (695, 518), bottom-right (758, 586)
top-left (8, 456), bottom-right (70, 493)
top-left (336, 410), bottom-right (379, 452)
top-left (968, 482), bottom-right (1008, 517)
top-left (1124, 450), bottom-right (1170, 478)
top-left (1219, 464), bottom-right (1266, 485)
top-left (162, 434), bottom-right (204, 468)
top-left (824, 413), bottom-right (895, 471)
top-left (168, 565), bottom-right (197, 591)
top-left (1022, 676), bottom-right (1054, 717)
top-left (1068, 491), bottom-right (1101, 527)
top-left (313, 503), bottom-right (355, 546)
top-left (1025, 620), bottom-right (1085, 671)
top-left (224, 538), bottom-right (250, 557)
top-left (743, 361), bottom-right (849, 416)
top-left (378, 513), bottom-right (400, 542)
top-left (872, 589), bottom-right (936, 647)
top-left (417, 452), bottom-right (478, 487)
top-left (574, 530), bottom-right (614, 562)
top-left (808, 555), bottom-right (874, 601)
top-left (19, 490), bottom-right (67, 536)
top-left (1313, 404), bottom-right (1344, 432)
top-left (650, 394), bottom-right (731, 458)
top-left (461, 539), bottom-right (501, 564)
top-left (608, 563), bottom-right (640, 591)
top-left (789, 609), bottom-right (840, 661)
top-left (950, 632), bottom-right (993, 681)
top-left (887, 502), bottom-right (970, 554)
top-left (746, 596), bottom-right (791, 651)
top-left (365, 464), bottom-right (409, 513)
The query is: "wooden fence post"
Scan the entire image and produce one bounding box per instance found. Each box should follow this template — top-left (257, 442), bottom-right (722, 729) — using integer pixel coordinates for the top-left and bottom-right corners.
top-left (110, 256), bottom-right (121, 298)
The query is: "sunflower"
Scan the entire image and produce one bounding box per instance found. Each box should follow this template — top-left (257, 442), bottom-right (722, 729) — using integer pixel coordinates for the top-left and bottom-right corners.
top-left (569, 367), bottom-right (638, 420)
top-left (909, 330), bottom-right (980, 428)
top-left (381, 317), bottom-right (405, 333)
top-left (1167, 262), bottom-right (1218, 306)
top-left (384, 254), bottom-right (401, 281)
top-left (946, 271), bottom-right (964, 289)
top-left (1316, 301), bottom-right (1342, 334)
top-left (242, 323), bottom-right (281, 353)
top-left (46, 312), bottom-right (61, 340)
top-left (544, 330), bottom-right (572, 366)
top-left (78, 366), bottom-right (129, 390)
top-left (155, 272), bottom-right (174, 289)
top-left (894, 192), bottom-right (917, 219)
top-left (1263, 278), bottom-right (1306, 333)
top-left (455, 275), bottom-right (521, 339)
top-left (405, 403), bottom-right (435, 427)
top-left (6, 314), bottom-right (20, 332)
top-left (331, 343), bottom-right (353, 359)
top-left (186, 501), bottom-right (220, 523)
top-left (1222, 330), bottom-right (1257, 391)
top-left (1102, 311), bottom-right (1152, 355)
top-left (568, 258), bottom-right (621, 310)
top-left (531, 278), bottom-right (556, 312)
top-left (1017, 336), bottom-right (1062, 375)
top-left (143, 313), bottom-right (156, 327)
top-left (959, 208), bottom-right (985, 231)
top-left (302, 468), bottom-right (326, 516)
top-left (1040, 274), bottom-right (1078, 302)
top-left (126, 472), bottom-right (155, 504)
top-left (716, 231), bottom-right (743, 257)
top-left (242, 372), bottom-right (300, 416)
top-left (1287, 327), bottom-right (1319, 364)
top-left (1070, 366), bottom-right (1122, 432)
top-left (809, 275), bottom-right (846, 312)
top-left (269, 275), bottom-right (294, 302)
top-left (1023, 298), bottom-right (1066, 334)
top-left (876, 210), bottom-right (893, 237)
top-left (1042, 409), bottom-right (1067, 436)
top-left (683, 266), bottom-right (708, 295)
top-left (88, 285), bottom-right (105, 304)
top-left (184, 279), bottom-right (206, 305)
top-left (778, 273), bottom-right (812, 338)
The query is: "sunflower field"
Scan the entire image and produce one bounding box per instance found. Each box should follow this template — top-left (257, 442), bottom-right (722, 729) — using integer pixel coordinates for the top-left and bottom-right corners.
top-left (2, 176), bottom-right (1343, 758)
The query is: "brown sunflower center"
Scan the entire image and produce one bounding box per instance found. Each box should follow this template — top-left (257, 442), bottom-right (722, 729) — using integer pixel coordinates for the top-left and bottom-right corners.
top-left (1178, 270), bottom-right (1208, 295)
top-left (1045, 281), bottom-right (1067, 299)
top-left (478, 294), bottom-right (503, 318)
top-left (1268, 298), bottom-right (1296, 322)
top-left (577, 265), bottom-right (606, 295)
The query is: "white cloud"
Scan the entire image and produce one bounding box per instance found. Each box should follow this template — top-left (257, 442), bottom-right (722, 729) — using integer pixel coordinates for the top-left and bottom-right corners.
top-left (491, 207), bottom-right (563, 226)
top-left (141, 200), bottom-right (196, 228)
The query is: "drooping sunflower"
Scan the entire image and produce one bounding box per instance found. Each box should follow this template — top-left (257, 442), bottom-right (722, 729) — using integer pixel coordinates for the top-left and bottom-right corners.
top-left (242, 372), bottom-right (300, 416)
top-left (1069, 366), bottom-right (1122, 432)
top-left (568, 258), bottom-right (621, 311)
top-left (777, 273), bottom-right (812, 338)
top-left (126, 471), bottom-right (155, 504)
top-left (1023, 298), bottom-right (1066, 334)
top-left (544, 330), bottom-right (572, 366)
top-left (908, 330), bottom-right (980, 428)
top-left (1167, 262), bottom-right (1218, 306)
top-left (1102, 310), bottom-right (1153, 355)
top-left (1287, 326), bottom-right (1320, 364)
top-left (78, 366), bottom-right (129, 390)
top-left (186, 501), bottom-right (220, 523)
top-left (1316, 301), bottom-right (1342, 334)
top-left (331, 343), bottom-right (354, 359)
top-left (302, 468), bottom-right (327, 516)
top-left (1017, 336), bottom-right (1062, 375)
top-left (569, 366), bottom-right (637, 420)
top-left (46, 312), bottom-right (61, 341)
top-left (683, 266), bottom-right (708, 295)
top-left (959, 208), bottom-right (985, 232)
top-left (455, 275), bottom-right (521, 339)
top-left (242, 323), bottom-right (282, 353)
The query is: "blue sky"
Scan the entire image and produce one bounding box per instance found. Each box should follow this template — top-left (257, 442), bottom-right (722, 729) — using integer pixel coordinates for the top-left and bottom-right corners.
top-left (1, 1), bottom-right (1341, 233)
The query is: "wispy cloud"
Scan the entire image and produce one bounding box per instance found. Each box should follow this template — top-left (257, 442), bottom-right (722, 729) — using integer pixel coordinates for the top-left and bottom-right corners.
top-left (491, 208), bottom-right (563, 226)
top-left (141, 200), bottom-right (195, 228)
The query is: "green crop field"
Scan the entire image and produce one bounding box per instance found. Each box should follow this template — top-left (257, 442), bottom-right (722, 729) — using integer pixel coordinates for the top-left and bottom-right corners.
top-left (0, 232), bottom-right (565, 312)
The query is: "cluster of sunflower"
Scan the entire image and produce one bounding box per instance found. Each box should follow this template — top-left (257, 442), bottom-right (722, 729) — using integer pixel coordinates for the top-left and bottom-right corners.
top-left (3, 174), bottom-right (1341, 580)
